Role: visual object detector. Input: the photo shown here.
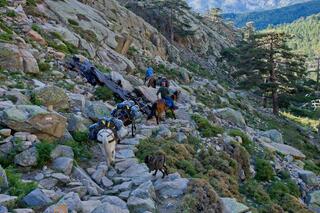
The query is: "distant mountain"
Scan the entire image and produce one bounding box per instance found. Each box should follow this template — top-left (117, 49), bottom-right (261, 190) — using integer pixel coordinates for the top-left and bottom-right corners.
top-left (222, 0), bottom-right (320, 29)
top-left (187, 0), bottom-right (311, 13)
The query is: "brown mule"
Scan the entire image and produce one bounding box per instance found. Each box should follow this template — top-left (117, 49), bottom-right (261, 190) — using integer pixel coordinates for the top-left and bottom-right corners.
top-left (146, 76), bottom-right (157, 88)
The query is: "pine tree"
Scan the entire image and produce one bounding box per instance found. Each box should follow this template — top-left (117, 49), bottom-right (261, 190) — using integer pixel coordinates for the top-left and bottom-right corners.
top-left (223, 31), bottom-right (307, 115)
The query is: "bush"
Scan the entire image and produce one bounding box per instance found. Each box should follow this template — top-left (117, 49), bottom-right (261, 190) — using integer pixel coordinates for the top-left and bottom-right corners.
top-left (38, 61), bottom-right (50, 72)
top-left (94, 86), bottom-right (114, 101)
top-left (0, 0), bottom-right (7, 7)
top-left (192, 114), bottom-right (224, 138)
top-left (6, 167), bottom-right (37, 206)
top-left (240, 179), bottom-right (271, 205)
top-left (68, 19), bottom-right (79, 26)
top-left (0, 33), bottom-right (12, 41)
top-left (63, 140), bottom-right (92, 161)
top-left (72, 131), bottom-right (88, 143)
top-left (7, 10), bottom-right (16, 17)
top-left (180, 179), bottom-right (220, 213)
top-left (255, 158), bottom-right (274, 181)
top-left (304, 160), bottom-right (320, 175)
top-left (36, 141), bottom-right (56, 168)
top-left (268, 180), bottom-right (300, 201)
top-left (229, 129), bottom-right (255, 154)
top-left (30, 93), bottom-right (42, 106)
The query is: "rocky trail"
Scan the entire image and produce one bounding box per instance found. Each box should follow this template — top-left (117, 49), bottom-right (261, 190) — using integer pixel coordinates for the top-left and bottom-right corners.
top-left (0, 0), bottom-right (320, 212)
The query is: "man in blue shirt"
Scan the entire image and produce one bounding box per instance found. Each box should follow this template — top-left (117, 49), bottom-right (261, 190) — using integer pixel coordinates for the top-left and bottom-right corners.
top-left (144, 67), bottom-right (154, 84)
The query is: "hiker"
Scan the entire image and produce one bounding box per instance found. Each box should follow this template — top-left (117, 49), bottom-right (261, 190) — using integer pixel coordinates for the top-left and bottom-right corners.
top-left (144, 66), bottom-right (154, 85)
top-left (157, 81), bottom-right (177, 110)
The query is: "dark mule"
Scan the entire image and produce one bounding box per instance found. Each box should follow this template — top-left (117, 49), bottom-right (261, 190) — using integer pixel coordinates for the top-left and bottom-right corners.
top-left (144, 154), bottom-right (168, 178)
top-left (146, 76), bottom-right (157, 88)
top-left (112, 109), bottom-right (137, 137)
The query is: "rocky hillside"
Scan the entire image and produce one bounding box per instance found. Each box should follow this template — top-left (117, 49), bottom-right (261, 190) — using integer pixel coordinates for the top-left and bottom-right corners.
top-left (0, 0), bottom-right (320, 213)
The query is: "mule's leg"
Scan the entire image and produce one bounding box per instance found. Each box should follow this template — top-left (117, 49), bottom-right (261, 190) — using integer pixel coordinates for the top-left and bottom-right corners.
top-left (153, 169), bottom-right (158, 176)
top-left (171, 109), bottom-right (176, 119)
top-left (100, 142), bottom-right (110, 166)
top-left (163, 165), bottom-right (169, 175)
top-left (160, 169), bottom-right (166, 178)
top-left (110, 141), bottom-right (116, 165)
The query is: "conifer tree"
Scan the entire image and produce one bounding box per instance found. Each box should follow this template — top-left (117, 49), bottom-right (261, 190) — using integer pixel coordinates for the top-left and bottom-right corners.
top-left (223, 31), bottom-right (306, 115)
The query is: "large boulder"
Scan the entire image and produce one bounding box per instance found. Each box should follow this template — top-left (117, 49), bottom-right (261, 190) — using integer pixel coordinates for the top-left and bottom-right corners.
top-left (307, 190), bottom-right (320, 212)
top-left (110, 71), bottom-right (134, 92)
top-left (260, 129), bottom-right (283, 144)
top-left (50, 145), bottom-right (74, 159)
top-left (0, 166), bottom-right (8, 190)
top-left (136, 86), bottom-right (158, 103)
top-left (127, 181), bottom-right (156, 213)
top-left (67, 114), bottom-right (92, 133)
top-left (0, 105), bottom-right (67, 139)
top-left (153, 173), bottom-right (188, 198)
top-left (92, 202), bottom-right (129, 213)
top-left (0, 43), bottom-right (39, 74)
top-left (212, 108), bottom-right (246, 126)
top-left (52, 157), bottom-right (73, 175)
top-left (14, 147), bottom-right (37, 167)
top-left (32, 86), bottom-right (69, 111)
top-left (44, 192), bottom-right (82, 213)
top-left (262, 142), bottom-right (306, 159)
top-left (0, 194), bottom-right (17, 208)
top-left (220, 197), bottom-right (250, 213)
top-left (298, 170), bottom-right (319, 186)
top-left (84, 101), bottom-right (111, 122)
top-left (22, 189), bottom-right (52, 208)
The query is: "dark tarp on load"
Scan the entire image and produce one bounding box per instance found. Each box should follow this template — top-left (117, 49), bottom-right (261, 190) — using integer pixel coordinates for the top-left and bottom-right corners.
top-left (66, 56), bottom-right (152, 115)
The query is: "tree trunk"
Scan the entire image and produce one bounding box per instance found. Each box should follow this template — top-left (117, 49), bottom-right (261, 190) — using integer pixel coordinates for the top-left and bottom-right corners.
top-left (269, 35), bottom-right (279, 115)
top-left (272, 89), bottom-right (279, 115)
top-left (170, 7), bottom-right (174, 43)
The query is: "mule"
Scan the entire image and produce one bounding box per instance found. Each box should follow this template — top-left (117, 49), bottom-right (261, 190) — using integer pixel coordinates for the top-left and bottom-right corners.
top-left (97, 128), bottom-right (116, 166)
top-left (112, 109), bottom-right (137, 137)
top-left (148, 90), bottom-right (180, 124)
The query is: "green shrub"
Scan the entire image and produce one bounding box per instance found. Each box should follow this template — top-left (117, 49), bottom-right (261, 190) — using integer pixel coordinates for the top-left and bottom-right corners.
top-left (304, 160), bottom-right (320, 175)
top-left (192, 114), bottom-right (224, 137)
top-left (187, 136), bottom-right (202, 150)
top-left (0, 21), bottom-right (13, 34)
top-left (38, 61), bottom-right (50, 72)
top-left (6, 166), bottom-right (37, 205)
top-left (268, 180), bottom-right (302, 212)
top-left (0, 0), bottom-right (7, 7)
top-left (31, 24), bottom-right (42, 34)
top-left (177, 160), bottom-right (197, 177)
top-left (95, 64), bottom-right (111, 73)
top-left (68, 19), bottom-right (79, 26)
top-left (229, 129), bottom-right (255, 154)
top-left (7, 10), bottom-right (16, 17)
top-left (72, 131), bottom-right (88, 143)
top-left (30, 93), bottom-right (42, 106)
top-left (127, 46), bottom-right (138, 56)
top-left (255, 158), bottom-right (274, 181)
top-left (240, 179), bottom-right (271, 205)
top-left (26, 0), bottom-right (37, 6)
top-left (0, 33), bottom-right (12, 41)
top-left (36, 141), bottom-right (56, 168)
top-left (63, 140), bottom-right (92, 161)
top-left (94, 86), bottom-right (114, 101)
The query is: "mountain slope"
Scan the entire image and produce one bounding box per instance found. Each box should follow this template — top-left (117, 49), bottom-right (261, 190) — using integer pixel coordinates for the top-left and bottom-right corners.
top-left (222, 0), bottom-right (320, 29)
top-left (269, 13), bottom-right (320, 58)
top-left (187, 0), bottom-right (311, 13)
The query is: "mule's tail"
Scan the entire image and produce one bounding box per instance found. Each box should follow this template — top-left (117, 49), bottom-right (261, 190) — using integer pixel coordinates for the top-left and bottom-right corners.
top-left (147, 102), bottom-right (157, 120)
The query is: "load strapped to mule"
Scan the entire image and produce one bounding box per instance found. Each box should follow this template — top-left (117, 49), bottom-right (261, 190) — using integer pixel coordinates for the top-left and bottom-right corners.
top-left (111, 100), bottom-right (141, 137)
top-left (65, 55), bottom-right (152, 116)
